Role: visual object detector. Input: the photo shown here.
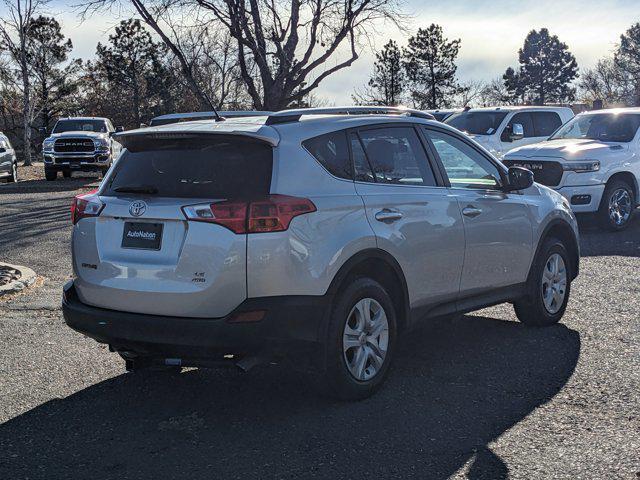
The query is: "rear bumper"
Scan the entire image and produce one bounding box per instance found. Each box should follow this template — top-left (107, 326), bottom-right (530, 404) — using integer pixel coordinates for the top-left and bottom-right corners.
top-left (62, 281), bottom-right (330, 363)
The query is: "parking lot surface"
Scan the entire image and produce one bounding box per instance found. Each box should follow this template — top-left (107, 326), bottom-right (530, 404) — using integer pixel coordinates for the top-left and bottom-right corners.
top-left (0, 175), bottom-right (638, 479)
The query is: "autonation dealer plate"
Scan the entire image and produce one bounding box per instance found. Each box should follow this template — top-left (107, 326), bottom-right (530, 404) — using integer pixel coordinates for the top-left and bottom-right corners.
top-left (121, 222), bottom-right (163, 250)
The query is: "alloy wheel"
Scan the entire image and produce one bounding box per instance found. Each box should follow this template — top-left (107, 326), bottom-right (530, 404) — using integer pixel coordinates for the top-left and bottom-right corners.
top-left (541, 253), bottom-right (567, 315)
top-left (608, 188), bottom-right (632, 226)
top-left (342, 298), bottom-right (389, 381)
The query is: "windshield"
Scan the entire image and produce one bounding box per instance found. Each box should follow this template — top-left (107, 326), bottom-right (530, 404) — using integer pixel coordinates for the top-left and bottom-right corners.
top-left (550, 113), bottom-right (640, 143)
top-left (445, 111), bottom-right (508, 135)
top-left (52, 119), bottom-right (108, 134)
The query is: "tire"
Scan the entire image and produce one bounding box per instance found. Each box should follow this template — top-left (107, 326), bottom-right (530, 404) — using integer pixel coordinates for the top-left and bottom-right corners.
top-left (45, 169), bottom-right (57, 181)
top-left (7, 161), bottom-right (17, 182)
top-left (514, 238), bottom-right (572, 327)
top-left (317, 277), bottom-right (397, 400)
top-left (62, 170), bottom-right (71, 178)
top-left (598, 179), bottom-right (635, 231)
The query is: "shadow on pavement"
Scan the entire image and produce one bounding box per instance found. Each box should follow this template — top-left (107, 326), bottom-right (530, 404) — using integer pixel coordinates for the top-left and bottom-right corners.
top-left (0, 314), bottom-right (580, 479)
top-left (577, 214), bottom-right (640, 257)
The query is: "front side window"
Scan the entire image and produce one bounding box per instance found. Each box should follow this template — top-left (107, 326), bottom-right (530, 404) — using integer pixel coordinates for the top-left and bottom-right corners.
top-left (549, 113), bottom-right (640, 143)
top-left (52, 119), bottom-right (108, 134)
top-left (302, 130), bottom-right (352, 179)
top-left (502, 112), bottom-right (534, 141)
top-left (357, 127), bottom-right (436, 186)
top-left (426, 129), bottom-right (502, 190)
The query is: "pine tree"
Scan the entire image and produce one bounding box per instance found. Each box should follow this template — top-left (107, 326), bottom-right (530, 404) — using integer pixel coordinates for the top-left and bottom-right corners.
top-left (402, 24), bottom-right (463, 109)
top-left (95, 19), bottom-right (170, 126)
top-left (615, 22), bottom-right (640, 106)
top-left (505, 28), bottom-right (578, 105)
top-left (367, 40), bottom-right (405, 106)
top-left (27, 16), bottom-right (78, 133)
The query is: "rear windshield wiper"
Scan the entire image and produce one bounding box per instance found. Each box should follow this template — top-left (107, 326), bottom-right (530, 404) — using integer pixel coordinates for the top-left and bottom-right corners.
top-left (113, 185), bottom-right (159, 194)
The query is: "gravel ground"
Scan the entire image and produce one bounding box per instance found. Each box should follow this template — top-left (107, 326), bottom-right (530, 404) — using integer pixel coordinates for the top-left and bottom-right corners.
top-left (0, 176), bottom-right (638, 479)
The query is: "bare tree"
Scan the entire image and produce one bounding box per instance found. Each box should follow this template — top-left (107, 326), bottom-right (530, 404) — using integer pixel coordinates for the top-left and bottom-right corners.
top-left (168, 23), bottom-right (252, 110)
top-left (479, 77), bottom-right (519, 106)
top-left (82, 0), bottom-right (402, 111)
top-left (579, 58), bottom-right (627, 107)
top-left (0, 0), bottom-right (50, 165)
top-left (454, 79), bottom-right (486, 107)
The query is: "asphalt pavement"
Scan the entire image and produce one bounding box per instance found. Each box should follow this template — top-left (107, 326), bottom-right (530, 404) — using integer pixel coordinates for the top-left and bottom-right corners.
top-left (0, 175), bottom-right (638, 479)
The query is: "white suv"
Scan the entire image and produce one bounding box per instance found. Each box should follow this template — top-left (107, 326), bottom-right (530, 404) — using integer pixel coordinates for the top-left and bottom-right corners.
top-left (62, 107), bottom-right (580, 400)
top-left (503, 108), bottom-right (640, 230)
top-left (445, 106), bottom-right (574, 158)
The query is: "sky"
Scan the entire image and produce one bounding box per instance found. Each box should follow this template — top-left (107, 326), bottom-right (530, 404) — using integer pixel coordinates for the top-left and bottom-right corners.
top-left (50, 0), bottom-right (638, 104)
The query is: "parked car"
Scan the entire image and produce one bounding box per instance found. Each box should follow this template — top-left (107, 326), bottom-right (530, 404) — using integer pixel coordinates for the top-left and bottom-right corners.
top-left (147, 110), bottom-right (273, 127)
top-left (503, 108), bottom-right (640, 230)
top-left (62, 106), bottom-right (580, 400)
top-left (0, 132), bottom-right (18, 183)
top-left (424, 109), bottom-right (459, 122)
top-left (445, 106), bottom-right (574, 158)
top-left (41, 117), bottom-right (124, 180)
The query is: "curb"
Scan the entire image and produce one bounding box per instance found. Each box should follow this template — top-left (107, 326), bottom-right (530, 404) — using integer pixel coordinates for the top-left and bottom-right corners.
top-left (0, 263), bottom-right (38, 296)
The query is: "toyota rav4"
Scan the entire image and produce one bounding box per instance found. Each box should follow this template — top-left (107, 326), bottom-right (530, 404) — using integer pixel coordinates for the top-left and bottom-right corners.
top-left (62, 107), bottom-right (580, 400)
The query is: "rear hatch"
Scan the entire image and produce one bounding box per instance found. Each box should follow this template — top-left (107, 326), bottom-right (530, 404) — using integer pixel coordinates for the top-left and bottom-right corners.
top-left (72, 134), bottom-right (273, 318)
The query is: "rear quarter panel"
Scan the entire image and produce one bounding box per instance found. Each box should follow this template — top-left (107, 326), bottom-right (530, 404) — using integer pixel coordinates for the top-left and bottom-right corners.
top-left (247, 140), bottom-right (376, 298)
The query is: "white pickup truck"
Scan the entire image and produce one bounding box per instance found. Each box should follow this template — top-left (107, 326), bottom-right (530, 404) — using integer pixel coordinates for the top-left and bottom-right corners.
top-left (42, 117), bottom-right (123, 180)
top-left (445, 106), bottom-right (574, 158)
top-left (503, 108), bottom-right (640, 230)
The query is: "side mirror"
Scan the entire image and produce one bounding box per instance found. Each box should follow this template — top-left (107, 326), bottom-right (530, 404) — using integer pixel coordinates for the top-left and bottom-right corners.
top-left (510, 123), bottom-right (524, 141)
top-left (39, 127), bottom-right (48, 135)
top-left (0, 147), bottom-right (6, 153)
top-left (139, 123), bottom-right (148, 129)
top-left (505, 166), bottom-right (534, 191)
top-left (116, 126), bottom-right (125, 133)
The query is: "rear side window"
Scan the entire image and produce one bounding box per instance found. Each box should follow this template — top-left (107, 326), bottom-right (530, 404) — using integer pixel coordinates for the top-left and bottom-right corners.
top-left (302, 130), bottom-right (352, 179)
top-left (532, 112), bottom-right (563, 137)
top-left (357, 127), bottom-right (437, 186)
top-left (102, 137), bottom-right (272, 199)
top-left (350, 133), bottom-right (374, 182)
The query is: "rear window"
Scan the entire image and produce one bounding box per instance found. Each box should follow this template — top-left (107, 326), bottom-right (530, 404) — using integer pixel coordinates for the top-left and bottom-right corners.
top-left (102, 137), bottom-right (273, 199)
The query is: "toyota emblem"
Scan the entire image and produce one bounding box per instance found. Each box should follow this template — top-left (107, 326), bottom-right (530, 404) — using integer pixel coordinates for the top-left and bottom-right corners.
top-left (129, 200), bottom-right (147, 217)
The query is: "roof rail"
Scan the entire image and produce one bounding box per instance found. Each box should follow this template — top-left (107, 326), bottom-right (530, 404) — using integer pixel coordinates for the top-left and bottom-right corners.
top-left (265, 106), bottom-right (435, 125)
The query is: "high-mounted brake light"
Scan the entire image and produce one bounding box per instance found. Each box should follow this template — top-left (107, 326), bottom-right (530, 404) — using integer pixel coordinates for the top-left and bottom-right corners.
top-left (182, 195), bottom-right (316, 234)
top-left (71, 189), bottom-right (104, 225)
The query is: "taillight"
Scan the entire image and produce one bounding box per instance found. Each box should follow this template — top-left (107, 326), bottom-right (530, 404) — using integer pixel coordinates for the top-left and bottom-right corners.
top-left (182, 195), bottom-right (316, 234)
top-left (71, 189), bottom-right (104, 225)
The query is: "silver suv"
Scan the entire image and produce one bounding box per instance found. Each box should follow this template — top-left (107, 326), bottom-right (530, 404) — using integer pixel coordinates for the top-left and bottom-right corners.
top-left (62, 107), bottom-right (580, 400)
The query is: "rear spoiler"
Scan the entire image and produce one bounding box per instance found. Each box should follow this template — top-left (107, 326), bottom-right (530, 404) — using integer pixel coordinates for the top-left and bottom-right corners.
top-left (114, 127), bottom-right (280, 150)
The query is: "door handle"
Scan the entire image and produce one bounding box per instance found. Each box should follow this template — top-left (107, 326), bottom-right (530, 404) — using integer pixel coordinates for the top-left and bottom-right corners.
top-left (462, 206), bottom-right (482, 218)
top-left (375, 209), bottom-right (403, 222)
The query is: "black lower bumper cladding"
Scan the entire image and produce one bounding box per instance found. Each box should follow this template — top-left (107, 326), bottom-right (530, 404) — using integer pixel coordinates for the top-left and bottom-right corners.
top-left (62, 281), bottom-right (330, 363)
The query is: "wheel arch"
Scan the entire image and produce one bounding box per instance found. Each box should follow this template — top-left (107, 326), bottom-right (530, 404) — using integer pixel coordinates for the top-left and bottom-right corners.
top-left (532, 219), bottom-right (580, 281)
top-left (327, 249), bottom-right (411, 333)
top-left (604, 171), bottom-right (638, 205)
